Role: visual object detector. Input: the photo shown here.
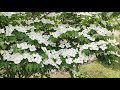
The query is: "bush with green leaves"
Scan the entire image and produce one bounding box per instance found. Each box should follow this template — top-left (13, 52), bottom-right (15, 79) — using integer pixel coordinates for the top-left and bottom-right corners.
top-left (0, 12), bottom-right (120, 78)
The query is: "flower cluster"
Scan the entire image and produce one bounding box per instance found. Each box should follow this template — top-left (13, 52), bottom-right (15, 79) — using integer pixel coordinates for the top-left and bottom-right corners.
top-left (51, 24), bottom-right (80, 38)
top-left (2, 50), bottom-right (42, 64)
top-left (17, 42), bottom-right (36, 51)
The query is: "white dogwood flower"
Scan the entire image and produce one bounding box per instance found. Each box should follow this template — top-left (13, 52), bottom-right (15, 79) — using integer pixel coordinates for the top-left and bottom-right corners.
top-left (0, 29), bottom-right (5, 34)
top-left (56, 59), bottom-right (62, 65)
top-left (29, 45), bottom-right (37, 51)
top-left (66, 58), bottom-right (73, 64)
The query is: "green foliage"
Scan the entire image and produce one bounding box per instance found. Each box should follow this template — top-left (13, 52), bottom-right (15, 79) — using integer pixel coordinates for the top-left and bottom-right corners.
top-left (0, 12), bottom-right (120, 78)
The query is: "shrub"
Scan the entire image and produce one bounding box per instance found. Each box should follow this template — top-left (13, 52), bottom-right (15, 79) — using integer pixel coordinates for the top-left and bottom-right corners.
top-left (0, 12), bottom-right (120, 78)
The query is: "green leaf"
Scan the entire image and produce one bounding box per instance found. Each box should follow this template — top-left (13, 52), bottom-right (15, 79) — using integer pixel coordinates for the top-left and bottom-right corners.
top-left (0, 43), bottom-right (6, 49)
top-left (82, 49), bottom-right (91, 56)
top-left (48, 36), bottom-right (57, 42)
top-left (6, 36), bottom-right (16, 43)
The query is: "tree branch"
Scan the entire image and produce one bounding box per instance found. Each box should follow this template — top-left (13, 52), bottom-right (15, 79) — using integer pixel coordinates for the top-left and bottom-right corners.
top-left (39, 12), bottom-right (51, 20)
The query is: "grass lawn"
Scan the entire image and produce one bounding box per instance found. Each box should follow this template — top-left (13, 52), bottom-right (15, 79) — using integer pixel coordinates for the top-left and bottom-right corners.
top-left (76, 61), bottom-right (120, 78)
top-left (46, 61), bottom-right (120, 78)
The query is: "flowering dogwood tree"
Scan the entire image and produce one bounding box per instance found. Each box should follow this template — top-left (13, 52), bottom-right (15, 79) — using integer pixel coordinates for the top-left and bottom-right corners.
top-left (0, 12), bottom-right (120, 78)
